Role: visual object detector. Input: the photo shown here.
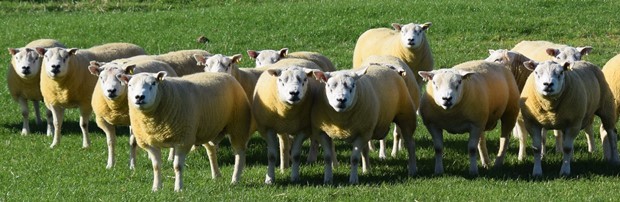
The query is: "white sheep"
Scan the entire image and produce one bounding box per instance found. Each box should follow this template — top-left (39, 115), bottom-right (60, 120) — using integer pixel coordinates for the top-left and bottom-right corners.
top-left (358, 55), bottom-right (420, 159)
top-left (127, 49), bottom-right (211, 76)
top-left (310, 65), bottom-right (418, 184)
top-left (352, 22), bottom-right (434, 87)
top-left (601, 54), bottom-right (620, 150)
top-left (7, 39), bottom-right (65, 136)
top-left (252, 59), bottom-right (327, 183)
top-left (488, 49), bottom-right (598, 159)
top-left (89, 58), bottom-right (178, 169)
top-left (520, 60), bottom-right (619, 176)
top-left (418, 60), bottom-right (520, 175)
top-left (119, 71), bottom-right (252, 191)
top-left (511, 40), bottom-right (592, 64)
top-left (247, 48), bottom-right (337, 71)
top-left (37, 43), bottom-right (146, 148)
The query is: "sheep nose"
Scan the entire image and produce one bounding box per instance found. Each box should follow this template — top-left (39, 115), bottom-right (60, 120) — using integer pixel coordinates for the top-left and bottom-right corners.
top-left (289, 91), bottom-right (299, 96)
top-left (543, 82), bottom-right (554, 87)
top-left (51, 64), bottom-right (60, 69)
top-left (22, 66), bottom-right (30, 70)
top-left (107, 89), bottom-right (117, 94)
top-left (336, 97), bottom-right (347, 103)
top-left (135, 95), bottom-right (145, 101)
top-left (442, 96), bottom-right (452, 101)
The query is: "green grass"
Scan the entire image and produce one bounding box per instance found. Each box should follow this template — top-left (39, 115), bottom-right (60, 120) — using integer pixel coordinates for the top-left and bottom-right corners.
top-left (2, 0), bottom-right (620, 200)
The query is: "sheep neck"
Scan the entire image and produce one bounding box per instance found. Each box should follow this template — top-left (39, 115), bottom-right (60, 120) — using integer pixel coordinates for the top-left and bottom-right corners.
top-left (535, 79), bottom-right (567, 111)
top-left (506, 53), bottom-right (534, 92)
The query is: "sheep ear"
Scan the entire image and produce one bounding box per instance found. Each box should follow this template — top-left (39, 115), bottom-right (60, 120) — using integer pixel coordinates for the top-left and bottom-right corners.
top-left (88, 61), bottom-right (103, 76)
top-left (458, 70), bottom-right (475, 79)
top-left (546, 48), bottom-right (559, 57)
top-left (562, 62), bottom-right (571, 71)
top-left (303, 68), bottom-right (315, 77)
top-left (421, 22), bottom-right (432, 30)
top-left (267, 68), bottom-right (282, 77)
top-left (155, 71), bottom-right (167, 82)
top-left (391, 23), bottom-right (402, 31)
top-left (193, 54), bottom-right (207, 66)
top-left (125, 64), bottom-right (136, 74)
top-left (523, 60), bottom-right (538, 71)
top-left (279, 48), bottom-right (289, 58)
top-left (67, 48), bottom-right (79, 55)
top-left (577, 46), bottom-right (593, 55)
top-left (247, 50), bottom-right (258, 60)
top-left (503, 50), bottom-right (516, 62)
top-left (8, 48), bottom-right (18, 55)
top-left (488, 49), bottom-right (495, 55)
top-left (418, 71), bottom-right (434, 82)
top-left (35, 47), bottom-right (47, 56)
top-left (231, 54), bottom-right (242, 64)
top-left (311, 70), bottom-right (330, 83)
top-left (352, 66), bottom-right (369, 79)
top-left (116, 73), bottom-right (132, 85)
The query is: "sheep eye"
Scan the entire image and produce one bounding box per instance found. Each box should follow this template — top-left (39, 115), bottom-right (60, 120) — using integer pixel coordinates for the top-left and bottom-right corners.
top-left (151, 82), bottom-right (156, 86)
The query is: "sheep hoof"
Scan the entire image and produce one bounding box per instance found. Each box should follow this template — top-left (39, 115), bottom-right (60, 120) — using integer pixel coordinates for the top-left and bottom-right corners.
top-left (21, 129), bottom-right (29, 136)
top-left (265, 176), bottom-right (274, 185)
top-left (378, 154), bottom-right (386, 160)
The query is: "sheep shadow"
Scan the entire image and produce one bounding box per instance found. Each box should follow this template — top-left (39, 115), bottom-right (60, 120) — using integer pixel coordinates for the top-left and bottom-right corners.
top-left (1, 119), bottom-right (108, 137)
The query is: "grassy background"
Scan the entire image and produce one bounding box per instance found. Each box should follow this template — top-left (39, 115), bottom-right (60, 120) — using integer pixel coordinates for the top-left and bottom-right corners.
top-left (1, 0), bottom-right (620, 200)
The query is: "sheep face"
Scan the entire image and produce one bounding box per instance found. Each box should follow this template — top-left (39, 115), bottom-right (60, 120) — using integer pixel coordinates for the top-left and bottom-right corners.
top-left (419, 69), bottom-right (472, 110)
top-left (267, 66), bottom-right (313, 105)
top-left (525, 61), bottom-right (568, 97)
top-left (485, 49), bottom-right (510, 64)
top-left (201, 54), bottom-right (242, 74)
top-left (38, 47), bottom-right (77, 79)
top-left (393, 22), bottom-right (431, 49)
top-left (248, 48), bottom-right (288, 67)
top-left (122, 72), bottom-right (167, 111)
top-left (314, 68), bottom-right (368, 112)
top-left (90, 62), bottom-right (127, 100)
top-left (547, 46), bottom-right (592, 64)
top-left (9, 48), bottom-right (41, 78)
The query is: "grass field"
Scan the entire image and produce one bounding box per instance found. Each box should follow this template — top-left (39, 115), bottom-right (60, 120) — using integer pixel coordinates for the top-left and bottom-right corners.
top-left (2, 0), bottom-right (620, 201)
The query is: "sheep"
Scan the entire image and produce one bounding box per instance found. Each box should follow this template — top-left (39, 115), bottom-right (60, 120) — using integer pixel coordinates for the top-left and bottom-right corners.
top-left (417, 60), bottom-right (520, 175)
top-left (247, 48), bottom-right (337, 71)
top-left (511, 40), bottom-right (592, 64)
top-left (310, 65), bottom-right (418, 184)
top-left (601, 54), bottom-right (620, 148)
top-left (358, 55), bottom-right (420, 159)
top-left (487, 49), bottom-right (598, 159)
top-left (127, 49), bottom-right (211, 76)
top-left (352, 22), bottom-right (434, 88)
top-left (7, 39), bottom-right (65, 136)
top-left (520, 60), bottom-right (619, 176)
top-left (252, 59), bottom-right (328, 183)
top-left (119, 71), bottom-right (252, 191)
top-left (37, 43), bottom-right (146, 149)
top-left (89, 58), bottom-right (178, 169)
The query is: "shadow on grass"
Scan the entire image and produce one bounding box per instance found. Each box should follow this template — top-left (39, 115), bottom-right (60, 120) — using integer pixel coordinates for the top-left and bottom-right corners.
top-left (1, 119), bottom-right (113, 136)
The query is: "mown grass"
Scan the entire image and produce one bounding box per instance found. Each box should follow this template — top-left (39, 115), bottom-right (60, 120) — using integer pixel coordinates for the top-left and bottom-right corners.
top-left (1, 0), bottom-right (620, 201)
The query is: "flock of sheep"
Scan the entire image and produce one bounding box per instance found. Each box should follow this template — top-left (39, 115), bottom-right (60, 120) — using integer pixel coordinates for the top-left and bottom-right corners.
top-left (7, 21), bottom-right (620, 191)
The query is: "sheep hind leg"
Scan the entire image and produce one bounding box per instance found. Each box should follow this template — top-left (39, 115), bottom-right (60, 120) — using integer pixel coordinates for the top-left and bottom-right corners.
top-left (554, 130), bottom-right (563, 153)
top-left (203, 142), bottom-right (221, 179)
top-left (45, 109), bottom-right (53, 137)
top-left (477, 132), bottom-right (490, 169)
top-left (399, 125), bottom-right (417, 176)
top-left (390, 125), bottom-right (402, 158)
top-left (514, 119), bottom-right (527, 161)
top-left (33, 100), bottom-right (42, 126)
top-left (78, 107), bottom-right (92, 149)
top-left (18, 98), bottom-right (30, 135)
top-left (49, 105), bottom-right (65, 149)
top-left (583, 123), bottom-right (596, 153)
top-left (378, 139), bottom-right (387, 160)
top-left (129, 128), bottom-right (137, 170)
top-left (228, 130), bottom-right (249, 184)
top-left (278, 133), bottom-right (291, 172)
top-left (306, 137), bottom-right (319, 164)
top-left (600, 120), bottom-right (620, 164)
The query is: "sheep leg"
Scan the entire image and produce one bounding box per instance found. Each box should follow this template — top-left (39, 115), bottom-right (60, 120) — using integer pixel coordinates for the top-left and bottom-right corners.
top-left (554, 130), bottom-right (563, 153)
top-left (144, 146), bottom-right (162, 192)
top-left (600, 120), bottom-right (620, 164)
top-left (391, 125), bottom-right (402, 158)
top-left (583, 123), bottom-right (596, 153)
top-left (349, 137), bottom-right (366, 184)
top-left (514, 119), bottom-right (527, 161)
top-left (167, 148), bottom-right (175, 162)
top-left (306, 137), bottom-right (319, 163)
top-left (78, 108), bottom-right (92, 148)
top-left (361, 142), bottom-right (370, 173)
top-left (129, 127), bottom-right (137, 170)
top-left (400, 126), bottom-right (417, 176)
top-left (49, 105), bottom-right (65, 149)
top-left (277, 133), bottom-right (291, 172)
top-left (427, 124), bottom-right (444, 175)
top-left (96, 117), bottom-right (116, 169)
top-left (18, 97), bottom-right (30, 135)
top-left (540, 128), bottom-right (548, 157)
top-left (559, 127), bottom-right (578, 176)
top-left (290, 133), bottom-right (307, 182)
top-left (495, 119), bottom-right (513, 167)
top-left (45, 109), bottom-right (53, 137)
top-left (265, 130), bottom-right (278, 184)
top-left (367, 141), bottom-right (375, 151)
top-left (203, 142), bottom-right (221, 179)
top-left (527, 124), bottom-right (544, 177)
top-left (378, 139), bottom-right (387, 160)
top-left (477, 133), bottom-right (490, 169)
top-left (33, 100), bottom-right (42, 126)
top-left (173, 145), bottom-right (191, 192)
top-left (317, 131), bottom-right (334, 184)
top-left (468, 128), bottom-right (482, 175)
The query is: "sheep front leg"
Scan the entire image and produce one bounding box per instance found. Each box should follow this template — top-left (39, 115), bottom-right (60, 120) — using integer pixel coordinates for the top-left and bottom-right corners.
top-left (46, 109), bottom-right (53, 136)
top-left (349, 137), bottom-right (366, 184)
top-left (514, 119), bottom-right (527, 161)
top-left (527, 124), bottom-right (543, 177)
top-left (317, 131), bottom-right (334, 184)
top-left (49, 105), bottom-right (65, 149)
top-left (264, 130), bottom-right (278, 184)
top-left (427, 124), bottom-right (444, 175)
top-left (468, 128), bottom-right (483, 175)
top-left (600, 124), bottom-right (619, 164)
top-left (173, 145), bottom-right (192, 192)
top-left (203, 141), bottom-right (221, 179)
top-left (79, 108), bottom-right (92, 148)
top-left (290, 132), bottom-right (307, 182)
top-left (559, 127), bottom-right (579, 176)
top-left (96, 117), bottom-right (116, 169)
top-left (18, 97), bottom-right (30, 135)
top-left (144, 146), bottom-right (162, 192)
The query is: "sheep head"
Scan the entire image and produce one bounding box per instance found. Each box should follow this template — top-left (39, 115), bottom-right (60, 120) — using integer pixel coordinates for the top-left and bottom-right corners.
top-left (248, 48), bottom-right (288, 67)
top-left (8, 47), bottom-right (41, 78)
top-left (195, 54), bottom-right (241, 74)
top-left (311, 67), bottom-right (368, 112)
top-left (392, 22), bottom-right (432, 49)
top-left (120, 71), bottom-right (167, 111)
top-left (90, 61), bottom-right (130, 100)
top-left (546, 46), bottom-right (592, 64)
top-left (267, 66), bottom-right (314, 105)
top-left (419, 69), bottom-right (473, 110)
top-left (38, 47), bottom-right (78, 79)
top-left (524, 60), bottom-right (569, 97)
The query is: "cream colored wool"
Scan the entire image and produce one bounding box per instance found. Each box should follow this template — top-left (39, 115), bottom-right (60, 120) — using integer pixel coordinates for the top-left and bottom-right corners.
top-left (248, 48), bottom-right (336, 71)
